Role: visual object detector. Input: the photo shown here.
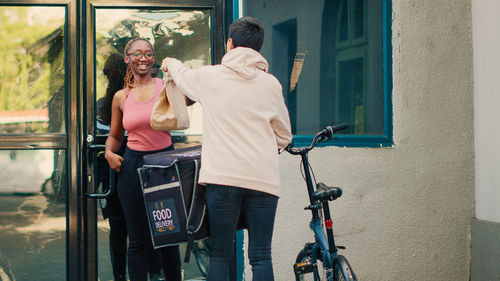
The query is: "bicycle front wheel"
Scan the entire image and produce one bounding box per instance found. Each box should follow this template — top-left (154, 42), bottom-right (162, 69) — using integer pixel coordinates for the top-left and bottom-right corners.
top-left (333, 255), bottom-right (357, 281)
top-left (193, 239), bottom-right (212, 277)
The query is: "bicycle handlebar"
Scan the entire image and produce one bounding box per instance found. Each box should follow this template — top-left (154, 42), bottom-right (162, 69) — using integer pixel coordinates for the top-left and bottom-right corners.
top-left (285, 123), bottom-right (348, 155)
top-left (323, 123), bottom-right (348, 138)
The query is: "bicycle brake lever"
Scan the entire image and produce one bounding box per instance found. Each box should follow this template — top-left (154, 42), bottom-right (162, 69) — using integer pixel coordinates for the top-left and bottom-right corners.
top-left (317, 135), bottom-right (329, 143)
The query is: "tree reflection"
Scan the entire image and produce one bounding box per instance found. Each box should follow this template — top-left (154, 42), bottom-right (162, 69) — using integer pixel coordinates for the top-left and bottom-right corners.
top-left (0, 7), bottom-right (65, 134)
top-left (95, 9), bottom-right (211, 100)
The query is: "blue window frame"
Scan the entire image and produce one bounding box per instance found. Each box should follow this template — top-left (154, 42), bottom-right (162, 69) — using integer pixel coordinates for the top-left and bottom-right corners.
top-left (233, 0), bottom-right (392, 147)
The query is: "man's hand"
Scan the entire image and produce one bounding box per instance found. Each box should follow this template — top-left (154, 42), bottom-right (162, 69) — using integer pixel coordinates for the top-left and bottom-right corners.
top-left (161, 57), bottom-right (173, 81)
top-left (161, 57), bottom-right (172, 72)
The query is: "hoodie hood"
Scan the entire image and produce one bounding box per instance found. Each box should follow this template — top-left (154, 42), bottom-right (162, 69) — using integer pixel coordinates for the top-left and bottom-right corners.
top-left (221, 47), bottom-right (269, 80)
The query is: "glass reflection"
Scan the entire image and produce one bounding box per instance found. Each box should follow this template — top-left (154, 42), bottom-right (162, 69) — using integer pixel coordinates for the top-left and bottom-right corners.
top-left (95, 9), bottom-right (211, 137)
top-left (0, 150), bottom-right (66, 280)
top-left (94, 8), bottom-right (212, 280)
top-left (244, 0), bottom-right (384, 135)
top-left (0, 6), bottom-right (66, 134)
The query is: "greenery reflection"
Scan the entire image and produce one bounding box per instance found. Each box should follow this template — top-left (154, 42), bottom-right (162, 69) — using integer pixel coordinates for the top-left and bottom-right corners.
top-left (0, 6), bottom-right (65, 134)
top-left (95, 9), bottom-right (211, 101)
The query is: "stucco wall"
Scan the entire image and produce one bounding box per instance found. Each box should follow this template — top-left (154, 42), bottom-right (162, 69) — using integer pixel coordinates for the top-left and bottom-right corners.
top-left (472, 0), bottom-right (500, 223)
top-left (263, 1), bottom-right (475, 280)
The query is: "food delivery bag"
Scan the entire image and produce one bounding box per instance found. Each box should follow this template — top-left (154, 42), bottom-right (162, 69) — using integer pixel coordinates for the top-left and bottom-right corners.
top-left (137, 145), bottom-right (209, 262)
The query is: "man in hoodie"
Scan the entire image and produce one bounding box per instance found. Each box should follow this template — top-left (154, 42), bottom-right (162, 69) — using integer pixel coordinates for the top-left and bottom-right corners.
top-left (162, 16), bottom-right (292, 281)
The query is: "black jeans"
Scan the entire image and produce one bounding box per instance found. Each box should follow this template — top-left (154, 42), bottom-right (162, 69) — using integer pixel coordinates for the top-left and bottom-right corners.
top-left (108, 218), bottom-right (127, 281)
top-left (117, 146), bottom-right (181, 281)
top-left (206, 184), bottom-right (279, 281)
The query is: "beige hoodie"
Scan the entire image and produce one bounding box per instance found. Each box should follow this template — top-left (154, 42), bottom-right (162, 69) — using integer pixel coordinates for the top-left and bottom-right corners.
top-left (167, 47), bottom-right (292, 197)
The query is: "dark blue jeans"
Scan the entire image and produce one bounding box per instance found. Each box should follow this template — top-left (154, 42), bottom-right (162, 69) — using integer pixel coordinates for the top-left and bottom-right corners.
top-left (117, 146), bottom-right (181, 281)
top-left (206, 184), bottom-right (279, 281)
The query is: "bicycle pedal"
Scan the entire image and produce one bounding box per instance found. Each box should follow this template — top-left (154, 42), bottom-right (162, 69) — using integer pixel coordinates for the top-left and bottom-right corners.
top-left (337, 245), bottom-right (346, 249)
top-left (293, 261), bottom-right (316, 274)
top-left (304, 203), bottom-right (322, 210)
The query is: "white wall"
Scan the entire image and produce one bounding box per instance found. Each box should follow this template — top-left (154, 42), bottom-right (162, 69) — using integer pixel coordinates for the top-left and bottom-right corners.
top-left (267, 1), bottom-right (475, 280)
top-left (472, 0), bottom-right (500, 223)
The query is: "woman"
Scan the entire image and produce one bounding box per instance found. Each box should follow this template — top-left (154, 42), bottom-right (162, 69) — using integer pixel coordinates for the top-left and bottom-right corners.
top-left (98, 53), bottom-right (163, 281)
top-left (105, 38), bottom-right (181, 281)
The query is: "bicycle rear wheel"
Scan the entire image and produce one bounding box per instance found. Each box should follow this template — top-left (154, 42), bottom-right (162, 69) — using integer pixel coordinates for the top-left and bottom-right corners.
top-left (294, 249), bottom-right (324, 281)
top-left (333, 255), bottom-right (357, 281)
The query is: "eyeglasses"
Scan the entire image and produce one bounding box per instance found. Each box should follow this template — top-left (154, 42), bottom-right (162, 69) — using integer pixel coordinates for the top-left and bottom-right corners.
top-left (127, 51), bottom-right (154, 59)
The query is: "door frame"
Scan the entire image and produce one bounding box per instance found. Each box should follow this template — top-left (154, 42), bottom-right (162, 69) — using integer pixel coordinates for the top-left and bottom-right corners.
top-left (0, 1), bottom-right (235, 279)
top-left (82, 1), bottom-right (227, 280)
top-left (0, 0), bottom-right (82, 280)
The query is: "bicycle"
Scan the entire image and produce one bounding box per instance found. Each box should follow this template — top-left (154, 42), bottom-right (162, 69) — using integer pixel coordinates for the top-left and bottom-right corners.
top-left (286, 124), bottom-right (357, 281)
top-left (192, 238), bottom-right (211, 277)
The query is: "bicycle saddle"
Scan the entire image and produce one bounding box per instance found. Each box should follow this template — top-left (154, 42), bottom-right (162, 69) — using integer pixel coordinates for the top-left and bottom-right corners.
top-left (312, 182), bottom-right (342, 202)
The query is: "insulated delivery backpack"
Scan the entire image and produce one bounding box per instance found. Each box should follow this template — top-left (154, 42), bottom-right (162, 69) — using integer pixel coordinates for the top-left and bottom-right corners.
top-left (137, 145), bottom-right (209, 262)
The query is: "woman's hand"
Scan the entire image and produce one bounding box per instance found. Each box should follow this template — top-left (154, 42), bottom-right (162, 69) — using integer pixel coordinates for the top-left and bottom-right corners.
top-left (105, 151), bottom-right (124, 172)
top-left (104, 91), bottom-right (126, 172)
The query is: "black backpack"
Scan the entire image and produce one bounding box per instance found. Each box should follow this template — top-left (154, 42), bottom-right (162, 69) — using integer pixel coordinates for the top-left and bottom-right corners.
top-left (137, 145), bottom-right (209, 262)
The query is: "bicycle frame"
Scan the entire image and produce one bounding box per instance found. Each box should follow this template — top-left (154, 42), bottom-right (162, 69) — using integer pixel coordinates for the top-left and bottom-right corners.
top-left (300, 151), bottom-right (338, 270)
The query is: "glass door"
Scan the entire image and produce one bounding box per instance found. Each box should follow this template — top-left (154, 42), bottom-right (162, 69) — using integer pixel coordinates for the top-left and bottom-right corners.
top-left (84, 1), bottom-right (225, 280)
top-left (0, 1), bottom-right (80, 280)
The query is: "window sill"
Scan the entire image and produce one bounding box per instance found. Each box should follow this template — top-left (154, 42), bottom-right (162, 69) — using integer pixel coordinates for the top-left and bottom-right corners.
top-left (291, 135), bottom-right (393, 148)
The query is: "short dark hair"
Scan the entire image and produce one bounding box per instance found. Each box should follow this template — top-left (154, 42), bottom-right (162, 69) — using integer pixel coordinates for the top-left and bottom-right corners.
top-left (228, 16), bottom-right (264, 52)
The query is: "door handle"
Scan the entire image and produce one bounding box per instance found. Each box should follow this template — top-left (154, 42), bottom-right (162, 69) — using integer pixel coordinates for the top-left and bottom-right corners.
top-left (87, 144), bottom-right (105, 150)
top-left (86, 141), bottom-right (114, 199)
top-left (87, 168), bottom-right (115, 199)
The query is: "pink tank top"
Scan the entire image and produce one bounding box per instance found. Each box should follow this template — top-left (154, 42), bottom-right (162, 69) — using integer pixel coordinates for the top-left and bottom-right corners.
top-left (123, 78), bottom-right (172, 151)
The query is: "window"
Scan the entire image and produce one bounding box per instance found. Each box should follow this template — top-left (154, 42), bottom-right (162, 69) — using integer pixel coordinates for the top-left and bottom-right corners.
top-left (239, 0), bottom-right (392, 147)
